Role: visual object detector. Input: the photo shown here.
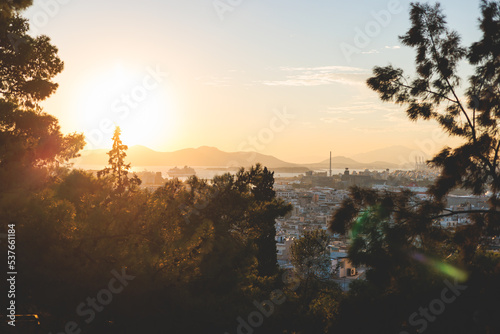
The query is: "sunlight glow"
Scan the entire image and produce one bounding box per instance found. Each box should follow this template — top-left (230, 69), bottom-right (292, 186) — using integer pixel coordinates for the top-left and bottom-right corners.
top-left (75, 63), bottom-right (177, 150)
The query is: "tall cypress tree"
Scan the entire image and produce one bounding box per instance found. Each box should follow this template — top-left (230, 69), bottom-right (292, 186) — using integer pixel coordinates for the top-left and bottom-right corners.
top-left (98, 126), bottom-right (141, 193)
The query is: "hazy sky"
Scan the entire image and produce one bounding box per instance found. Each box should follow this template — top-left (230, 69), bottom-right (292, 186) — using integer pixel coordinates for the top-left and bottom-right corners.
top-left (23, 0), bottom-right (482, 163)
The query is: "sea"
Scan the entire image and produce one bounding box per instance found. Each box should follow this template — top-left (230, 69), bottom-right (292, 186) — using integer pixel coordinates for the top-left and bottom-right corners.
top-left (72, 165), bottom-right (392, 180)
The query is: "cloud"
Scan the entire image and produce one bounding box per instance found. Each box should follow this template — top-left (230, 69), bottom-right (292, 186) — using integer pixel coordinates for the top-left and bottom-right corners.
top-left (321, 102), bottom-right (397, 115)
top-left (354, 121), bottom-right (435, 134)
top-left (361, 49), bottom-right (380, 54)
top-left (278, 66), bottom-right (365, 72)
top-left (300, 121), bottom-right (317, 129)
top-left (385, 45), bottom-right (401, 49)
top-left (196, 76), bottom-right (233, 87)
top-left (353, 127), bottom-right (394, 134)
top-left (353, 125), bottom-right (417, 134)
top-left (261, 66), bottom-right (369, 87)
top-left (384, 111), bottom-right (408, 123)
top-left (321, 117), bottom-right (354, 124)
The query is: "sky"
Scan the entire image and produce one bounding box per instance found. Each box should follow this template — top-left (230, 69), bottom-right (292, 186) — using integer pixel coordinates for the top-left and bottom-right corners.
top-left (22, 0), bottom-right (483, 163)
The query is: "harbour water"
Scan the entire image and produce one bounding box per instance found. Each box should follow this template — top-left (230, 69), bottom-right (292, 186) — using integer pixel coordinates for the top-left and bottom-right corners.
top-left (73, 164), bottom-right (397, 180)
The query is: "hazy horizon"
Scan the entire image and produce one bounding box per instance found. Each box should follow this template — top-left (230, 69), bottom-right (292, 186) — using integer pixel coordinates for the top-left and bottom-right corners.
top-left (22, 0), bottom-right (474, 162)
top-left (76, 143), bottom-right (436, 167)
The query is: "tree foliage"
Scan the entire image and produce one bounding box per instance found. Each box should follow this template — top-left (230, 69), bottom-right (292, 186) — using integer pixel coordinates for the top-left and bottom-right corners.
top-left (97, 126), bottom-right (141, 194)
top-left (330, 2), bottom-right (500, 333)
top-left (361, 0), bottom-right (500, 256)
top-left (367, 2), bottom-right (500, 209)
top-left (0, 5), bottom-right (84, 191)
top-left (291, 229), bottom-right (331, 281)
top-left (0, 0), bottom-right (32, 19)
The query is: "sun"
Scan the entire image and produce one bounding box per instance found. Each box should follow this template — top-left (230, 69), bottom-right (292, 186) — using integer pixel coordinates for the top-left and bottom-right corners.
top-left (75, 63), bottom-right (177, 150)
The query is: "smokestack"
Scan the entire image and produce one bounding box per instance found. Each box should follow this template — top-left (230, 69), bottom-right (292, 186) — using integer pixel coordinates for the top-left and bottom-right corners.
top-left (329, 151), bottom-right (332, 177)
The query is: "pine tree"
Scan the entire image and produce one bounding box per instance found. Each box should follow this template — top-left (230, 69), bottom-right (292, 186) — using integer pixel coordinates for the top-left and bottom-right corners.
top-left (98, 126), bottom-right (141, 193)
top-left (329, 3), bottom-right (500, 333)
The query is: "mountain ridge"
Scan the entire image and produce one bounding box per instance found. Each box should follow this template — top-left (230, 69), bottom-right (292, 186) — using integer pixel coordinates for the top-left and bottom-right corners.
top-left (351, 145), bottom-right (430, 165)
top-left (74, 145), bottom-right (412, 169)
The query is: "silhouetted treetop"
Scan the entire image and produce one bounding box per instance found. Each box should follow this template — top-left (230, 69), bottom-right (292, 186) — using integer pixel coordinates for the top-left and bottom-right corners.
top-left (98, 126), bottom-right (141, 193)
top-left (0, 0), bottom-right (32, 18)
top-left (367, 1), bottom-right (500, 203)
top-left (0, 2), bottom-right (83, 188)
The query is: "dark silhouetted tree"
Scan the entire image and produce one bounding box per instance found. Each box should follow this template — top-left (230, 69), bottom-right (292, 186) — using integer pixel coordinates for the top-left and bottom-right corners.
top-left (330, 2), bottom-right (500, 333)
top-left (246, 164), bottom-right (291, 276)
top-left (0, 0), bottom-right (33, 19)
top-left (98, 126), bottom-right (141, 193)
top-left (291, 229), bottom-right (331, 282)
top-left (0, 5), bottom-right (84, 191)
top-left (367, 2), bottom-right (500, 220)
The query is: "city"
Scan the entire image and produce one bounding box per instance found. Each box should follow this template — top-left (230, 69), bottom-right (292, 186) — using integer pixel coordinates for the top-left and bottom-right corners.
top-left (2, 1), bottom-right (500, 333)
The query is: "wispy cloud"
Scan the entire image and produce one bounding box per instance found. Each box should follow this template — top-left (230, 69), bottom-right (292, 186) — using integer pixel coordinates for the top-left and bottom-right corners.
top-left (353, 127), bottom-right (394, 134)
top-left (196, 76), bottom-right (233, 87)
top-left (278, 66), bottom-right (364, 72)
top-left (353, 124), bottom-right (420, 134)
top-left (321, 101), bottom-right (397, 115)
top-left (361, 49), bottom-right (380, 54)
top-left (300, 121), bottom-right (317, 129)
top-left (384, 111), bottom-right (408, 123)
top-left (357, 45), bottom-right (401, 55)
top-left (261, 66), bottom-right (369, 87)
top-left (320, 117), bottom-right (354, 124)
top-left (354, 118), bottom-right (435, 134)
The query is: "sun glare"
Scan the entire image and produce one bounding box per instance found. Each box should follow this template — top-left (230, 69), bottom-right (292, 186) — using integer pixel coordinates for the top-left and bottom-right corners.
top-left (75, 63), bottom-right (177, 151)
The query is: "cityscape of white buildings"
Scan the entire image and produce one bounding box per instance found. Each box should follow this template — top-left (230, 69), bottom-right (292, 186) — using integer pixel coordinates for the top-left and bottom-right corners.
top-left (273, 168), bottom-right (498, 290)
top-left (131, 165), bottom-right (499, 290)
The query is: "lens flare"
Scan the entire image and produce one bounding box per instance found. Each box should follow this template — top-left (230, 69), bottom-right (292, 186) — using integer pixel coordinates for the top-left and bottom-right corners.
top-left (351, 210), bottom-right (371, 239)
top-left (412, 252), bottom-right (468, 282)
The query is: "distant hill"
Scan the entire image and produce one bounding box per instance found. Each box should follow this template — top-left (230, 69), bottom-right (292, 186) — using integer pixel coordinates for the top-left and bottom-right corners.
top-left (74, 146), bottom-right (298, 169)
top-left (304, 156), bottom-right (398, 170)
top-left (351, 145), bottom-right (430, 165)
top-left (73, 145), bottom-right (399, 170)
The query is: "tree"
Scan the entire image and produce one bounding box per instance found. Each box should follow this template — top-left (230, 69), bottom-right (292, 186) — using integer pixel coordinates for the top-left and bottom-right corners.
top-left (332, 0), bottom-right (500, 269)
top-left (97, 126), bottom-right (141, 193)
top-left (367, 2), bottom-right (500, 230)
top-left (330, 2), bottom-right (500, 333)
top-left (291, 229), bottom-right (331, 282)
top-left (243, 164), bottom-right (292, 276)
top-left (0, 0), bottom-right (33, 18)
top-left (1, 2), bottom-right (296, 332)
top-left (1, 15), bottom-right (63, 108)
top-left (287, 230), bottom-right (343, 334)
top-left (0, 6), bottom-right (84, 191)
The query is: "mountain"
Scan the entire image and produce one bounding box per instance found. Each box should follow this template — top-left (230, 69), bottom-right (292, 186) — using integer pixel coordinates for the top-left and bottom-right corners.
top-left (73, 145), bottom-right (399, 170)
top-left (74, 146), bottom-right (298, 169)
top-left (304, 156), bottom-right (398, 170)
top-left (351, 145), bottom-right (430, 165)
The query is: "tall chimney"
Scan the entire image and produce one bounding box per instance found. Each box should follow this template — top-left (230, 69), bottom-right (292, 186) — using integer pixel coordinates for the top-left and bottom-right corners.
top-left (329, 151), bottom-right (332, 177)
